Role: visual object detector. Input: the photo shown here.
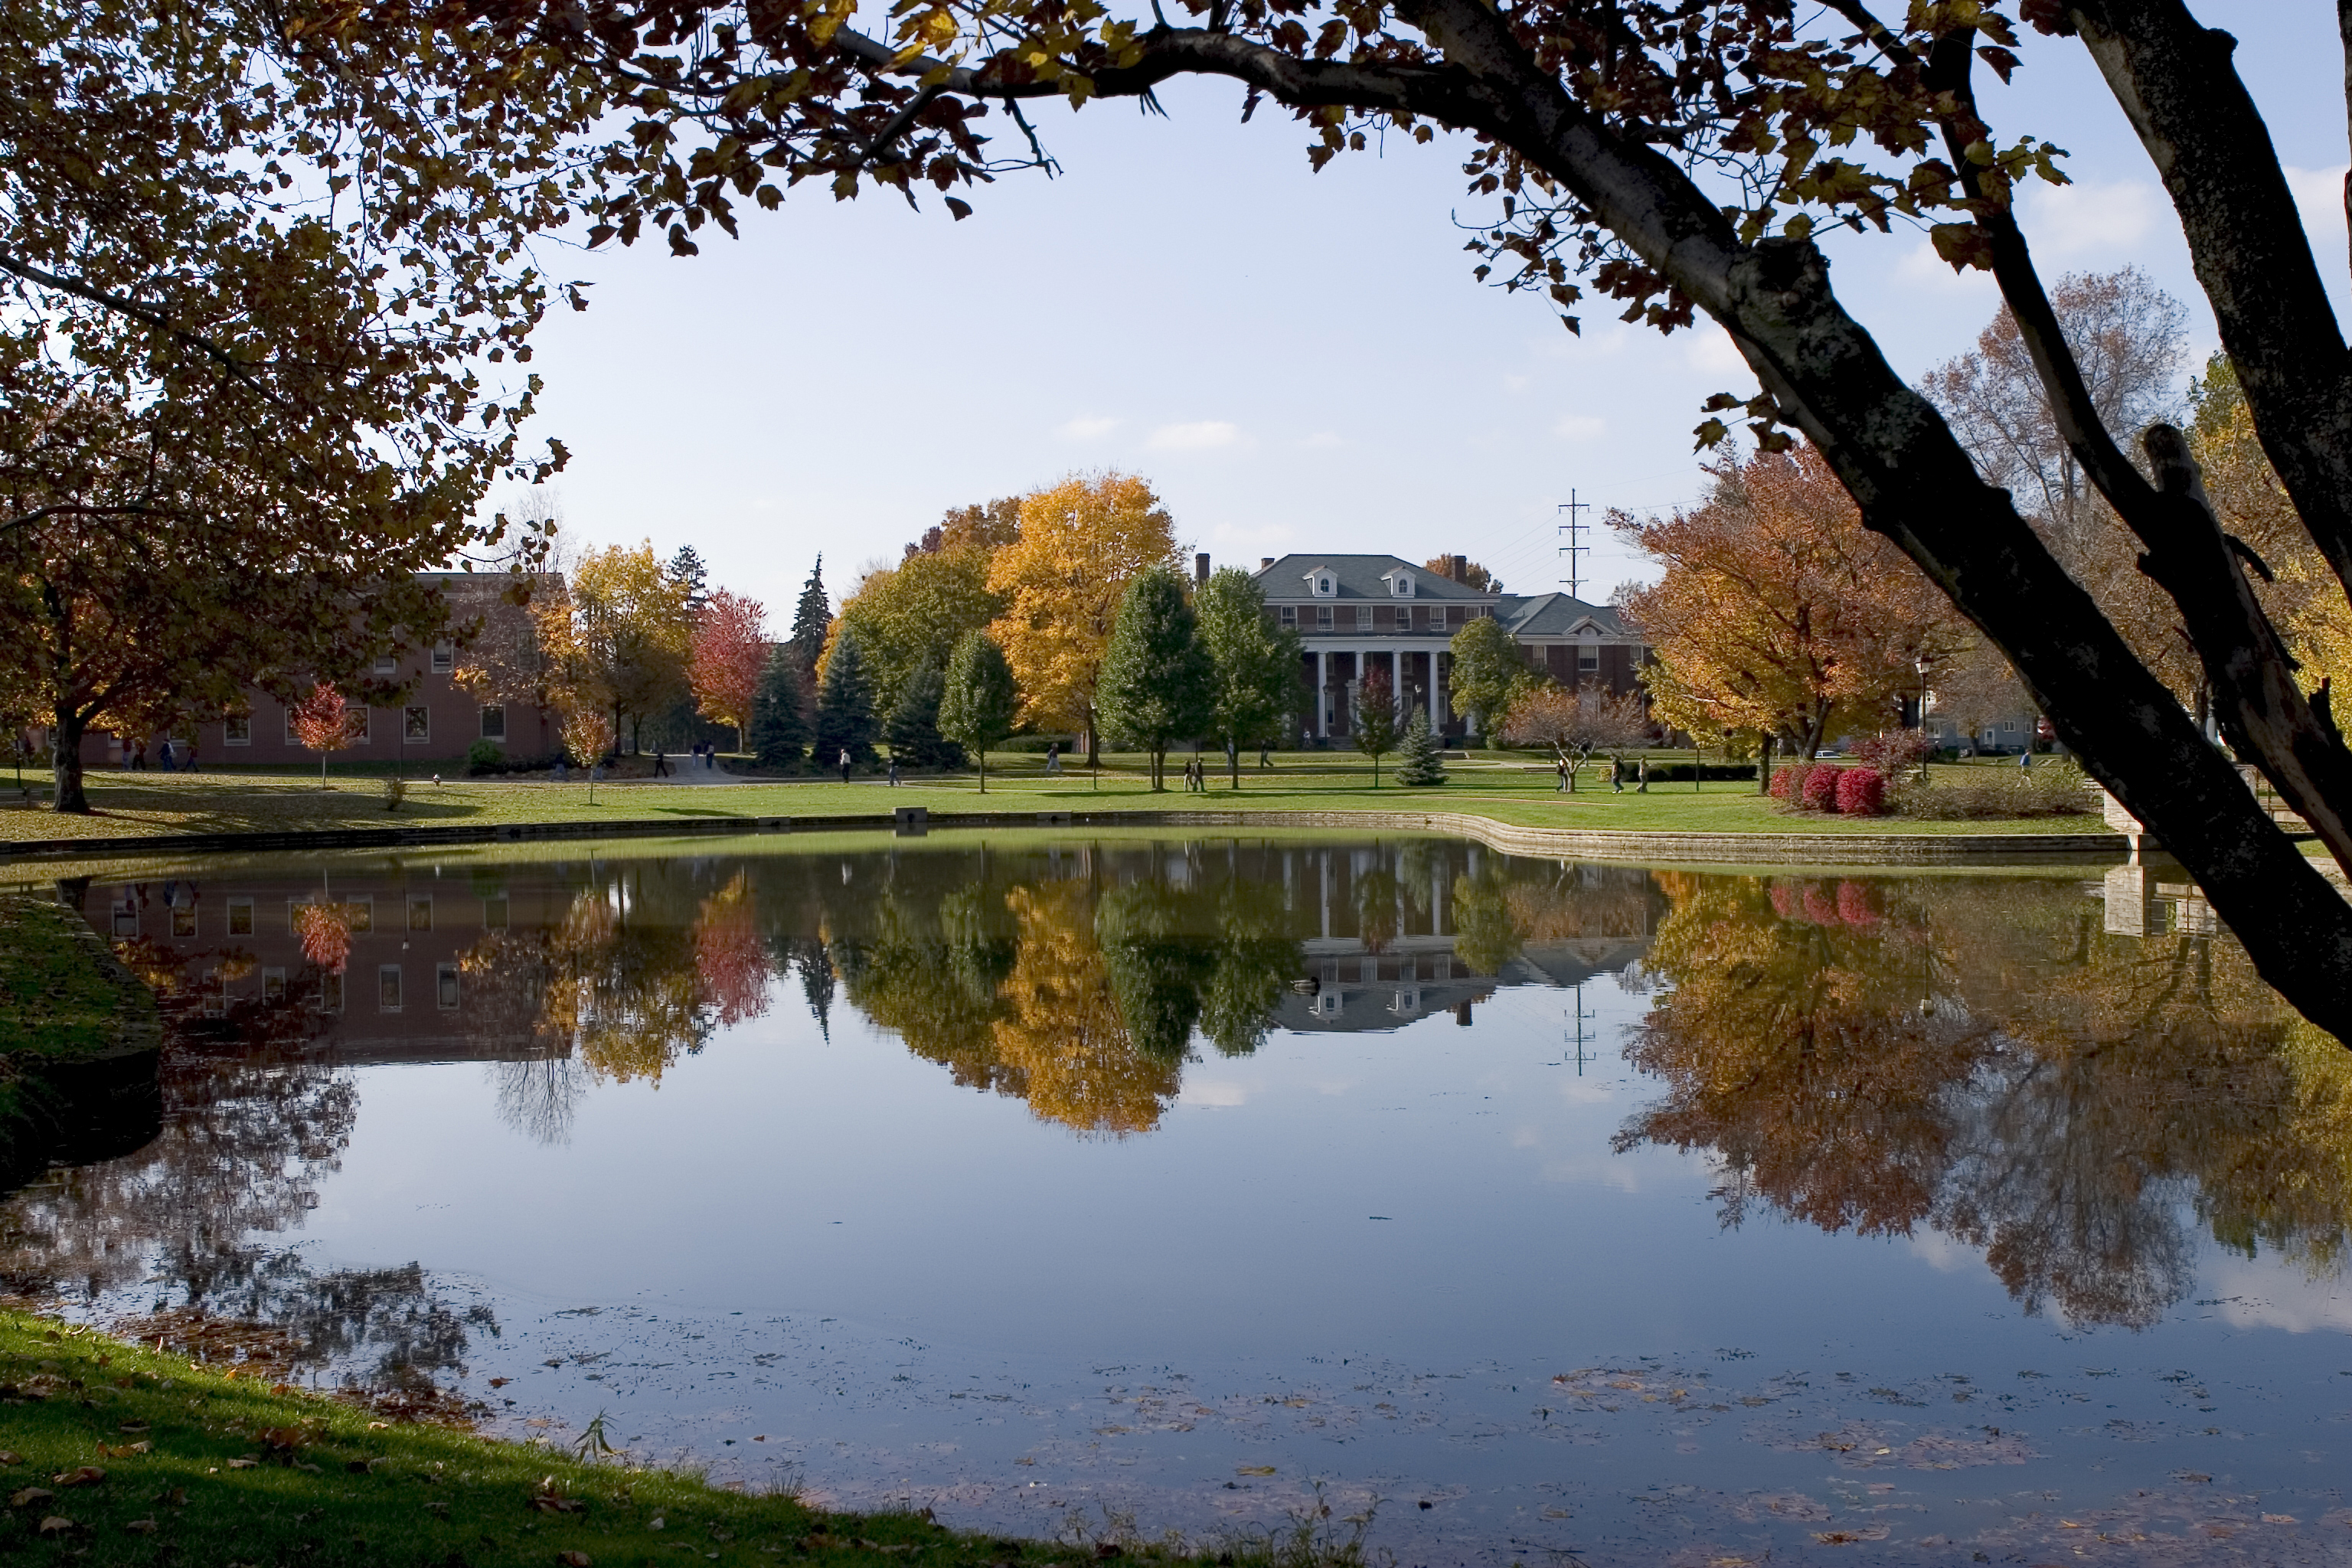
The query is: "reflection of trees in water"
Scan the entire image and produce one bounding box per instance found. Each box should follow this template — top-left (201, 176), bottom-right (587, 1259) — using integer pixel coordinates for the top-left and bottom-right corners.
top-left (0, 1055), bottom-right (492, 1385)
top-left (491, 1057), bottom-right (592, 1146)
top-left (1616, 872), bottom-right (2352, 1328)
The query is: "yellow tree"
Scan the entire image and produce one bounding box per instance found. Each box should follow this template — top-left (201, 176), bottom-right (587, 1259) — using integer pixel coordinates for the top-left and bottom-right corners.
top-left (533, 543), bottom-right (693, 756)
top-left (1616, 446), bottom-right (1967, 763)
top-left (986, 472), bottom-right (1180, 761)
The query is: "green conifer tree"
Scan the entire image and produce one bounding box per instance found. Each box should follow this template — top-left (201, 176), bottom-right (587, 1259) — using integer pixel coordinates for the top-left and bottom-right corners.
top-left (749, 645), bottom-right (808, 769)
top-left (789, 555), bottom-right (831, 673)
top-left (668, 545), bottom-right (710, 610)
top-left (1097, 563), bottom-right (1214, 790)
top-left (1395, 717), bottom-right (1448, 786)
top-left (939, 630), bottom-right (1019, 792)
top-left (812, 626), bottom-right (878, 767)
top-left (885, 658), bottom-right (963, 769)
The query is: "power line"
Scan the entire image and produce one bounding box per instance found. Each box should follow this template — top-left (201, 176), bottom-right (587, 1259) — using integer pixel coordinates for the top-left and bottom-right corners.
top-left (1557, 489), bottom-right (1592, 600)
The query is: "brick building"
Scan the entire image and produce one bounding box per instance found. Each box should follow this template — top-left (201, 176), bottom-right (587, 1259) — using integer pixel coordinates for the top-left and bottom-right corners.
top-left (1244, 553), bottom-right (1650, 739)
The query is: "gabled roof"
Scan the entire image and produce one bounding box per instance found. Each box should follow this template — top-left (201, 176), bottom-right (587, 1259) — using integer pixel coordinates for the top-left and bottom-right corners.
top-left (1495, 592), bottom-right (1635, 639)
top-left (1253, 554), bottom-right (1498, 601)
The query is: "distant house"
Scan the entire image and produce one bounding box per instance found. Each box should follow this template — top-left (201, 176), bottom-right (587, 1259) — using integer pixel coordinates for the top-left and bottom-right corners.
top-left (54, 571), bottom-right (563, 769)
top-left (1243, 553), bottom-right (1649, 739)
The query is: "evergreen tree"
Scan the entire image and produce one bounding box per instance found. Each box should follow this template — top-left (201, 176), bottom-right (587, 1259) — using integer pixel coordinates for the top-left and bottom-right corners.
top-left (939, 630), bottom-right (1019, 792)
top-left (813, 626), bottom-right (879, 766)
top-left (749, 645), bottom-right (808, 769)
top-left (884, 658), bottom-right (964, 769)
top-left (789, 556), bottom-right (831, 673)
top-left (1353, 667), bottom-right (1403, 786)
top-left (1197, 566), bottom-right (1302, 789)
top-left (1395, 718), bottom-right (1449, 786)
top-left (1096, 563), bottom-right (1214, 790)
top-left (668, 545), bottom-right (710, 610)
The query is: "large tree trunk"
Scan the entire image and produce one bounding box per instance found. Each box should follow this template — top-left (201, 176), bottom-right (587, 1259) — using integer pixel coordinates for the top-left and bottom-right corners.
top-left (50, 704), bottom-right (89, 814)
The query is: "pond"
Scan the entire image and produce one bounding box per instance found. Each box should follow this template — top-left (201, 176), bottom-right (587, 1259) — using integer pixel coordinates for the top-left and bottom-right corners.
top-left (4, 832), bottom-right (2350, 1565)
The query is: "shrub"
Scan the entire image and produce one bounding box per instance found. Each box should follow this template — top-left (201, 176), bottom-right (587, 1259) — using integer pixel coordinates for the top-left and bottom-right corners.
top-left (1768, 761), bottom-right (1811, 802)
top-left (1645, 762), bottom-right (1759, 782)
top-left (1800, 764), bottom-right (1844, 812)
top-left (1835, 767), bottom-right (1888, 815)
top-left (1851, 730), bottom-right (1936, 776)
top-left (1890, 758), bottom-right (2097, 819)
top-left (465, 740), bottom-right (505, 776)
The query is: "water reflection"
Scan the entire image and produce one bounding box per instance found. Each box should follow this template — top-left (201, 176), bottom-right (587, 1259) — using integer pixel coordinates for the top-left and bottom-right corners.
top-left (7, 840), bottom-right (2349, 1369)
top-left (1615, 871), bottom-right (2352, 1327)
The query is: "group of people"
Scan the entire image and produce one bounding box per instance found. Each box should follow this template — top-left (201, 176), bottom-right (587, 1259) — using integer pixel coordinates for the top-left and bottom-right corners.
top-left (119, 737), bottom-right (199, 773)
top-left (648, 743), bottom-right (727, 779)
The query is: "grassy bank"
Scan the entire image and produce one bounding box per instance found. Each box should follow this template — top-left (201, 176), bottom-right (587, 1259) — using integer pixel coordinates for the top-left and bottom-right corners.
top-left (0, 1309), bottom-right (1341, 1567)
top-left (0, 756), bottom-right (2110, 845)
top-left (0, 897), bottom-right (134, 1168)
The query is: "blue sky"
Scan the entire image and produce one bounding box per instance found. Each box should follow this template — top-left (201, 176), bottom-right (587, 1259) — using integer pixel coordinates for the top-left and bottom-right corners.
top-left (513, 2), bottom-right (2351, 618)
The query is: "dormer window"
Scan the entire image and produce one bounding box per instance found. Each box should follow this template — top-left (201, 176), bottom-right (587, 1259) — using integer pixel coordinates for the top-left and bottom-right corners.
top-left (1305, 569), bottom-right (1337, 598)
top-left (1387, 572), bottom-right (1415, 597)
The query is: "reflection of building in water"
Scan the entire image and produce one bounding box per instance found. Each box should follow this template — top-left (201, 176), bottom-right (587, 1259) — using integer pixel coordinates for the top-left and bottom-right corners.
top-left (50, 866), bottom-right (585, 1063)
top-left (1279, 845), bottom-right (1660, 1032)
top-left (2099, 864), bottom-right (2220, 939)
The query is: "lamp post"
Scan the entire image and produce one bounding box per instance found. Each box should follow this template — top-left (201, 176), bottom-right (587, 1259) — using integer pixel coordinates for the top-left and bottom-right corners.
top-left (1915, 658), bottom-right (1931, 734)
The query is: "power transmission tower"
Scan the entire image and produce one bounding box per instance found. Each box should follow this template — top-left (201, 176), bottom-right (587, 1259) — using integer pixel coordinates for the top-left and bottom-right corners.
top-left (1557, 490), bottom-right (1592, 600)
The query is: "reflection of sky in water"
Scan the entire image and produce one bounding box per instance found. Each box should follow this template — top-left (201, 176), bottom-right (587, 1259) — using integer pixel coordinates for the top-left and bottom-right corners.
top-left (7, 838), bottom-right (2352, 1565)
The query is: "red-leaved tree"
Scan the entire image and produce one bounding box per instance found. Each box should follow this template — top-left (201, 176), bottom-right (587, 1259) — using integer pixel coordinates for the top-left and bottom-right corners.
top-left (287, 683), bottom-right (354, 789)
top-left (688, 589), bottom-right (768, 753)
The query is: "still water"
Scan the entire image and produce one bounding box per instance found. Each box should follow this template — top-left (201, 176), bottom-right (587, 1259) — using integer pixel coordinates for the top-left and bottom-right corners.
top-left (5, 832), bottom-right (2351, 1564)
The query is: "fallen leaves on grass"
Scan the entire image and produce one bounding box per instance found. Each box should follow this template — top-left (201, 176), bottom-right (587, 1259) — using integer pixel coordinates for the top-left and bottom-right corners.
top-left (11, 1486), bottom-right (55, 1508)
top-left (0, 1452), bottom-right (19, 1465)
top-left (126, 1519), bottom-right (157, 1534)
top-left (53, 1466), bottom-right (105, 1487)
top-left (557, 1553), bottom-right (593, 1566)
top-left (38, 1515), bottom-right (74, 1535)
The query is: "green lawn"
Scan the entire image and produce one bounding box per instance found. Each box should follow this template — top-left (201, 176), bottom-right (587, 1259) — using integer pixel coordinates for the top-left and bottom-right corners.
top-left (0, 897), bottom-right (120, 1058)
top-left (0, 755), bottom-right (2111, 844)
top-left (0, 1309), bottom-right (1352, 1567)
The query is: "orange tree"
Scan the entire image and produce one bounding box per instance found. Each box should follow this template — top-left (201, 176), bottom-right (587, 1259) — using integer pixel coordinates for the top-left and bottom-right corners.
top-left (1618, 445), bottom-right (1966, 763)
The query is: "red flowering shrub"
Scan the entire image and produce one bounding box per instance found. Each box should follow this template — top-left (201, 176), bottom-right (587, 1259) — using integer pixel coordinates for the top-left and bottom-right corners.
top-left (1800, 884), bottom-right (1841, 924)
top-left (1768, 883), bottom-right (1801, 919)
top-left (1835, 767), bottom-right (1888, 816)
top-left (1769, 762), bottom-right (1812, 803)
top-left (1801, 765), bottom-right (1844, 812)
top-left (1835, 880), bottom-right (1883, 925)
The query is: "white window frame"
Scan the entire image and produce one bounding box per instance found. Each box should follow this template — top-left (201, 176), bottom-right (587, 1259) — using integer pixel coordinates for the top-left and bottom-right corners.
top-left (436, 962), bottom-right (461, 1010)
top-left (374, 652), bottom-right (398, 675)
top-left (1388, 573), bottom-right (1414, 597)
top-left (404, 706), bottom-right (430, 743)
top-left (1354, 605), bottom-right (1374, 628)
top-left (171, 905), bottom-right (198, 939)
top-left (407, 896), bottom-right (433, 933)
top-left (431, 642), bottom-right (455, 674)
top-left (227, 897), bottom-right (255, 936)
top-left (377, 963), bottom-right (403, 1013)
top-left (318, 972), bottom-right (344, 1014)
top-left (1315, 605), bottom-right (1334, 630)
top-left (262, 967), bottom-right (286, 1003)
top-left (224, 712), bottom-right (253, 746)
top-left (1278, 605), bottom-right (1297, 629)
top-left (479, 704), bottom-right (506, 740)
top-left (1309, 572), bottom-right (1335, 598)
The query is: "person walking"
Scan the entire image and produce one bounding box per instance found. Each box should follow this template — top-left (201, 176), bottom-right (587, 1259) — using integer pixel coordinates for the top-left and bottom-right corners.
top-left (838, 747), bottom-right (852, 785)
top-left (158, 738), bottom-right (175, 772)
top-left (887, 755), bottom-right (901, 787)
top-left (1555, 759), bottom-right (1569, 792)
top-left (1259, 742), bottom-right (1272, 771)
top-left (1045, 741), bottom-right (1061, 776)
top-left (183, 739), bottom-right (199, 773)
top-left (1637, 756), bottom-right (1650, 793)
top-left (652, 747), bottom-right (671, 778)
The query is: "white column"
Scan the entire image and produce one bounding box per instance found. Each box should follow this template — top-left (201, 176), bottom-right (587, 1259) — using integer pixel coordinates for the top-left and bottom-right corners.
top-left (1315, 650), bottom-right (1329, 738)
top-left (1390, 648), bottom-right (1403, 717)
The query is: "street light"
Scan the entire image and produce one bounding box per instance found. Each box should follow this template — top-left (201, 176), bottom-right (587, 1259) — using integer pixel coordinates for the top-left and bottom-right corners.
top-left (1915, 657), bottom-right (1932, 733)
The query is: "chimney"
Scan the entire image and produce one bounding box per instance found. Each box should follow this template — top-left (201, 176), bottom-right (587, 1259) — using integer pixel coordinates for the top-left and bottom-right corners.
top-left (1259, 557), bottom-right (1276, 571)
top-left (1196, 552), bottom-right (1211, 586)
top-left (1449, 554), bottom-right (1468, 585)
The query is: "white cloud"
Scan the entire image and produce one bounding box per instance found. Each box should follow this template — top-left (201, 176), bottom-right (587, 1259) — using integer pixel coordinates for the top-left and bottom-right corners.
top-left (1182, 1080), bottom-right (1250, 1108)
top-left (1148, 420), bottom-right (1243, 452)
top-left (1679, 324), bottom-right (1751, 378)
top-left (1553, 414), bottom-right (1607, 441)
top-left (1893, 239), bottom-right (2004, 305)
top-left (2017, 178), bottom-right (2165, 258)
top-left (1056, 414), bottom-right (1120, 439)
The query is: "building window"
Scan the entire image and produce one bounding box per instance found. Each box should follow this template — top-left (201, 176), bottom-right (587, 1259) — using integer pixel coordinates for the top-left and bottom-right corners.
top-left (431, 643), bottom-right (454, 673)
top-left (408, 897), bottom-right (433, 933)
top-left (378, 964), bottom-right (402, 1012)
top-left (349, 708), bottom-right (372, 745)
top-left (348, 897), bottom-right (374, 933)
top-left (172, 906), bottom-right (197, 938)
top-left (404, 706), bottom-right (430, 743)
top-left (262, 967), bottom-right (286, 1003)
top-left (374, 652), bottom-right (397, 675)
top-left (112, 900), bottom-right (138, 938)
top-left (479, 704), bottom-right (506, 740)
top-left (482, 897), bottom-right (509, 931)
top-left (1390, 574), bottom-right (1413, 597)
top-left (1279, 606), bottom-right (1297, 629)
top-left (227, 898), bottom-right (254, 936)
top-left (224, 712), bottom-right (252, 746)
top-left (1354, 605), bottom-right (1374, 628)
top-left (1578, 648), bottom-right (1599, 673)
top-left (318, 972), bottom-right (345, 1014)
top-left (1315, 574), bottom-right (1335, 596)
top-left (436, 962), bottom-right (460, 1010)
top-left (1316, 606), bottom-right (1334, 629)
